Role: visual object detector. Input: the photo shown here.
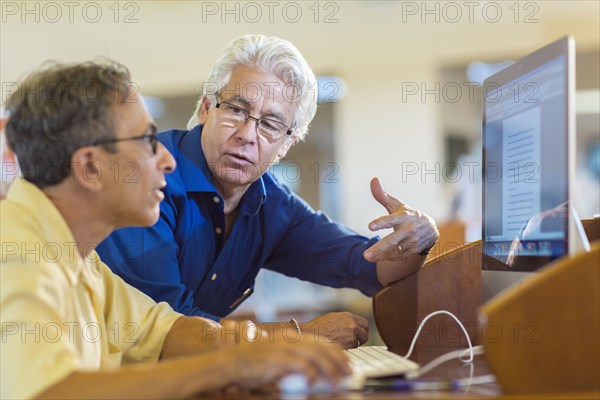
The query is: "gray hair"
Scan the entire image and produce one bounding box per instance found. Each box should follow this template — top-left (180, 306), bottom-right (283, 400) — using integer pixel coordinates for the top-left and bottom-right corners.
top-left (5, 60), bottom-right (132, 188)
top-left (187, 34), bottom-right (317, 141)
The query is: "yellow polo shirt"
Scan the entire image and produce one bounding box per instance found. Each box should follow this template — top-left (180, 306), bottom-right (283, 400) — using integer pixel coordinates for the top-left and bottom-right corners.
top-left (1, 179), bottom-right (182, 399)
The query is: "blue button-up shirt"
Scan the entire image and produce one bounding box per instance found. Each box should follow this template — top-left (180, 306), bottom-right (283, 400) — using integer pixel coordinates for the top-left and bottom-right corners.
top-left (97, 125), bottom-right (382, 320)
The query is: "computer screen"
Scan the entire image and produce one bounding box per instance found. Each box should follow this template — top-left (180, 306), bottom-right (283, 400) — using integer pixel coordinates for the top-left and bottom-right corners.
top-left (482, 37), bottom-right (575, 281)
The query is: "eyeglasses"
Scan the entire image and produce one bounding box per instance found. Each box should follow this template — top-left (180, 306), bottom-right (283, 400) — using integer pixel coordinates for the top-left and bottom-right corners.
top-left (92, 129), bottom-right (158, 155)
top-left (215, 101), bottom-right (292, 143)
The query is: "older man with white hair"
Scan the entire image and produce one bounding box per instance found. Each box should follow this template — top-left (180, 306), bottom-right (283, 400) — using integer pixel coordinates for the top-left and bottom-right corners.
top-left (98, 35), bottom-right (439, 349)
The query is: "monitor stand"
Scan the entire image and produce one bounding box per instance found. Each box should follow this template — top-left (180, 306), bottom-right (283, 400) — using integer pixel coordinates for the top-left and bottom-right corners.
top-left (570, 203), bottom-right (591, 253)
top-left (481, 270), bottom-right (529, 303)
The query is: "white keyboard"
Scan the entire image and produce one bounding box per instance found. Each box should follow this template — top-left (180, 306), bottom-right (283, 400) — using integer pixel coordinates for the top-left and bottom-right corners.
top-left (345, 346), bottom-right (419, 379)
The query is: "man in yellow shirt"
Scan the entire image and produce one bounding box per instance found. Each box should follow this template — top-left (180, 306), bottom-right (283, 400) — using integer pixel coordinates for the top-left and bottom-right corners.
top-left (0, 60), bottom-right (350, 399)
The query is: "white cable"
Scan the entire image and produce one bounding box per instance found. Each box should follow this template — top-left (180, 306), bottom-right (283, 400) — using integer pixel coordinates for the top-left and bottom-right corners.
top-left (406, 345), bottom-right (485, 378)
top-left (455, 374), bottom-right (497, 386)
top-left (393, 309), bottom-right (495, 391)
top-left (403, 310), bottom-right (475, 361)
top-left (461, 353), bottom-right (475, 392)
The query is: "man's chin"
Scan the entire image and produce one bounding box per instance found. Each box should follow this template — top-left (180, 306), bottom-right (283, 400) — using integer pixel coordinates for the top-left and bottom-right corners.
top-left (115, 215), bottom-right (158, 230)
top-left (137, 208), bottom-right (161, 228)
top-left (217, 169), bottom-right (262, 185)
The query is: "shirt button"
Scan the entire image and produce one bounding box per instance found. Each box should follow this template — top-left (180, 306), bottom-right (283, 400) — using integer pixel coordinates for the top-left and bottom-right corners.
top-left (212, 196), bottom-right (220, 204)
top-left (211, 273), bottom-right (218, 281)
top-left (215, 227), bottom-right (223, 235)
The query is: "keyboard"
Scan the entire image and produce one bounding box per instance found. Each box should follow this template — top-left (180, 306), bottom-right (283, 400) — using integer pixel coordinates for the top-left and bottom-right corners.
top-left (345, 346), bottom-right (419, 379)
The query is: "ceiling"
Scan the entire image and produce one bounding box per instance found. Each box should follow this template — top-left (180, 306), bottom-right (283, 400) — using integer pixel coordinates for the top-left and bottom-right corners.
top-left (1, 1), bottom-right (599, 98)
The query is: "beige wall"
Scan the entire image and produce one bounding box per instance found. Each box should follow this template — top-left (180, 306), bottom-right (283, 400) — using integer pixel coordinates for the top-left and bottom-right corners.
top-left (2, 1), bottom-right (599, 229)
top-left (337, 67), bottom-right (444, 234)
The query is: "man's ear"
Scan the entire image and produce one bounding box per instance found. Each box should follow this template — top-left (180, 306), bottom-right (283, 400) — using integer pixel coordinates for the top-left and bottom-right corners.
top-left (70, 147), bottom-right (105, 192)
top-left (199, 96), bottom-right (211, 124)
top-left (278, 135), bottom-right (298, 159)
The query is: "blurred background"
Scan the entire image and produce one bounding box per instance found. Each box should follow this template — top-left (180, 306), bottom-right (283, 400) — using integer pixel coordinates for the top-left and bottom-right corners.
top-left (2, 1), bottom-right (599, 343)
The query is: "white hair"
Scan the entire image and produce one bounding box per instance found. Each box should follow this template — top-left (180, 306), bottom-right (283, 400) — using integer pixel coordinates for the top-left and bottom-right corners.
top-left (187, 34), bottom-right (317, 141)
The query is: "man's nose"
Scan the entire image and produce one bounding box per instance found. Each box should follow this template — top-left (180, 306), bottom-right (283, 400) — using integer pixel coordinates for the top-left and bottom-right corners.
top-left (235, 116), bottom-right (260, 144)
top-left (157, 142), bottom-right (176, 173)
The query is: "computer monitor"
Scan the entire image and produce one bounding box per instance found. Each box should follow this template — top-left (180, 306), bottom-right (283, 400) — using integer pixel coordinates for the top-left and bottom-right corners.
top-left (481, 37), bottom-right (580, 300)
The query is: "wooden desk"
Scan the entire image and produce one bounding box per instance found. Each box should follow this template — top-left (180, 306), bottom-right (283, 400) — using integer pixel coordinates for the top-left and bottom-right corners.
top-left (191, 349), bottom-right (598, 399)
top-left (356, 350), bottom-right (501, 399)
top-left (370, 218), bottom-right (600, 397)
top-left (373, 241), bottom-right (482, 357)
